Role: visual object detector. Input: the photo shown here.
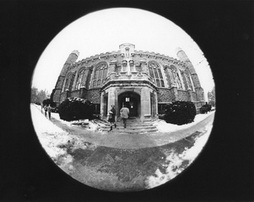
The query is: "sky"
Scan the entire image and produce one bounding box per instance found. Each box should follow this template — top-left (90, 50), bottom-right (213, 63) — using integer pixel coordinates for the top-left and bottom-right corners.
top-left (32, 8), bottom-right (214, 101)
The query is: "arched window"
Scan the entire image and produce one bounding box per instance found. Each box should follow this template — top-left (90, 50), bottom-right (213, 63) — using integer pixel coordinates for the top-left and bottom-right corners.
top-left (169, 65), bottom-right (183, 89)
top-left (91, 62), bottom-right (108, 88)
top-left (63, 72), bottom-right (75, 92)
top-left (75, 68), bottom-right (88, 90)
top-left (148, 61), bottom-right (165, 87)
top-left (185, 70), bottom-right (194, 91)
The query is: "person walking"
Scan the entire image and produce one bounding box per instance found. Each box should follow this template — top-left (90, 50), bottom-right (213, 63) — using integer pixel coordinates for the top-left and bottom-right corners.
top-left (44, 105), bottom-right (48, 117)
top-left (47, 105), bottom-right (52, 120)
top-left (120, 105), bottom-right (129, 128)
top-left (108, 105), bottom-right (116, 131)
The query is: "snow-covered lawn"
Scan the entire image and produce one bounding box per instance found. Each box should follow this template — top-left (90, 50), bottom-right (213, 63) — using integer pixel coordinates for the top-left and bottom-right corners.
top-left (30, 103), bottom-right (214, 191)
top-left (145, 124), bottom-right (212, 189)
top-left (30, 104), bottom-right (90, 173)
top-left (154, 112), bottom-right (214, 133)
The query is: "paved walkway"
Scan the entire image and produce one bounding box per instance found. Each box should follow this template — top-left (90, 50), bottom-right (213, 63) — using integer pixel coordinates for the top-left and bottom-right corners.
top-left (50, 111), bottom-right (215, 149)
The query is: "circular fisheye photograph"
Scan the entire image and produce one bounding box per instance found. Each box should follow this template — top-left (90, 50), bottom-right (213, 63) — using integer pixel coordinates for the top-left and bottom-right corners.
top-left (30, 8), bottom-right (215, 192)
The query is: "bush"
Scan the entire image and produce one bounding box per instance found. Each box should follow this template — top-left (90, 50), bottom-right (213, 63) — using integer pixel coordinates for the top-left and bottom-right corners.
top-left (163, 101), bottom-right (196, 125)
top-left (58, 97), bottom-right (95, 121)
top-left (200, 103), bottom-right (212, 114)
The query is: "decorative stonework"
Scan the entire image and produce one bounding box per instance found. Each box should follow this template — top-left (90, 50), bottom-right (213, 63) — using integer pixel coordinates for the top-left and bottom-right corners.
top-left (177, 90), bottom-right (190, 101)
top-left (87, 89), bottom-right (101, 104)
top-left (157, 88), bottom-right (174, 103)
top-left (52, 44), bottom-right (205, 118)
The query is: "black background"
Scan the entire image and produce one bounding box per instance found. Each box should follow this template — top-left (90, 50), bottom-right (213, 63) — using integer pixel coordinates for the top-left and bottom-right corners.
top-left (1, 0), bottom-right (253, 201)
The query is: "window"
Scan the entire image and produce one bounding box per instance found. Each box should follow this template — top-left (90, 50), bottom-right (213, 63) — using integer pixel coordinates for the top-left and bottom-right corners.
top-left (148, 61), bottom-right (165, 87)
top-left (91, 62), bottom-right (108, 88)
top-left (181, 71), bottom-right (188, 90)
top-left (63, 72), bottom-right (74, 92)
top-left (185, 70), bottom-right (194, 91)
top-left (170, 65), bottom-right (183, 89)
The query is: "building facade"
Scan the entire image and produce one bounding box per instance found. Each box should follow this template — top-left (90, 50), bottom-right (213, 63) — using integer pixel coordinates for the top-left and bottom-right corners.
top-left (52, 43), bottom-right (205, 121)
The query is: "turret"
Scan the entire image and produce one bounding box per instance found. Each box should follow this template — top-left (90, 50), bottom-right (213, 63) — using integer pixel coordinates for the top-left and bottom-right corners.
top-left (176, 48), bottom-right (201, 88)
top-left (176, 48), bottom-right (205, 104)
top-left (51, 50), bottom-right (79, 105)
top-left (59, 50), bottom-right (79, 76)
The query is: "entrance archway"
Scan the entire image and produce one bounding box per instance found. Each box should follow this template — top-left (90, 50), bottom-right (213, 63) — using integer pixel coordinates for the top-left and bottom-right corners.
top-left (118, 92), bottom-right (140, 118)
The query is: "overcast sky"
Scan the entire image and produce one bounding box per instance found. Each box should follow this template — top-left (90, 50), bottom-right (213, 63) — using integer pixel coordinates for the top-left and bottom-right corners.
top-left (32, 8), bottom-right (214, 100)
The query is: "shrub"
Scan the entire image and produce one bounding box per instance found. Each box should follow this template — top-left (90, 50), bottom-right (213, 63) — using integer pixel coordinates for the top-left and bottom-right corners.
top-left (200, 103), bottom-right (212, 114)
top-left (163, 101), bottom-right (196, 125)
top-left (58, 97), bottom-right (95, 121)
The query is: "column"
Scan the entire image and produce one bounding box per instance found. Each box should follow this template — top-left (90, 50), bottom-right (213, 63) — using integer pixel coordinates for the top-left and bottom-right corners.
top-left (107, 87), bottom-right (116, 116)
top-left (141, 87), bottom-right (151, 121)
top-left (154, 91), bottom-right (158, 118)
top-left (100, 91), bottom-right (104, 119)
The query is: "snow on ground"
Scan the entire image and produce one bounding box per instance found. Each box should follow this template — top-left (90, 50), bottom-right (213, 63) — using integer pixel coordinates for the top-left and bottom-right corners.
top-left (50, 110), bottom-right (99, 131)
top-left (30, 103), bottom-right (90, 168)
top-left (145, 123), bottom-right (213, 189)
top-left (30, 104), bottom-right (70, 158)
top-left (154, 112), bottom-right (213, 133)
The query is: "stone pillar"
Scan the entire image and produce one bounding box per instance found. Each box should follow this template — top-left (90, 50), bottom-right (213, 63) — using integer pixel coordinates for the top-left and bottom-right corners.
top-left (107, 87), bottom-right (116, 116)
top-left (154, 91), bottom-right (158, 118)
top-left (188, 89), bottom-right (196, 102)
top-left (115, 90), bottom-right (119, 120)
top-left (171, 85), bottom-right (178, 102)
top-left (141, 87), bottom-right (151, 121)
top-left (100, 91), bottom-right (104, 119)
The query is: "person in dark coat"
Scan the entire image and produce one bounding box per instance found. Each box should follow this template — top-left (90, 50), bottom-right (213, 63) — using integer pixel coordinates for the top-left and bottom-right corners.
top-left (44, 105), bottom-right (48, 117)
top-left (108, 105), bottom-right (116, 131)
top-left (47, 105), bottom-right (52, 120)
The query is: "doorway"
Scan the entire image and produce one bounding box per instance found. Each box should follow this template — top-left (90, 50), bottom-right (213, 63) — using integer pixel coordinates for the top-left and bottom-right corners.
top-left (118, 92), bottom-right (140, 118)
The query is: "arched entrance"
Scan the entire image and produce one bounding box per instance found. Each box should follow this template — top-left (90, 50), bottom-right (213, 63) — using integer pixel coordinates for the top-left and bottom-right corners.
top-left (118, 92), bottom-right (140, 118)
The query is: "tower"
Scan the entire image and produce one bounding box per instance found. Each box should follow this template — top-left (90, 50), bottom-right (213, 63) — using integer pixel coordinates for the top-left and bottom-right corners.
top-left (51, 50), bottom-right (79, 105)
top-left (176, 48), bottom-right (205, 107)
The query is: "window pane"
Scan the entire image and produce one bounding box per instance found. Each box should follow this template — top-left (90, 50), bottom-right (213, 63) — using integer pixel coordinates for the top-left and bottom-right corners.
top-left (149, 66), bottom-right (154, 78)
top-left (156, 79), bottom-right (160, 87)
top-left (161, 79), bottom-right (165, 87)
top-left (155, 69), bottom-right (159, 78)
top-left (158, 68), bottom-right (163, 79)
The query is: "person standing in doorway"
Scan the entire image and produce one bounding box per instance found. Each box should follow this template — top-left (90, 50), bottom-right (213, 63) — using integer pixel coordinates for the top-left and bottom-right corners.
top-left (120, 105), bottom-right (129, 128)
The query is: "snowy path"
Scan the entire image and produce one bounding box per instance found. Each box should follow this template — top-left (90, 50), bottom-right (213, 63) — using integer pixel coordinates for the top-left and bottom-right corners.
top-left (31, 104), bottom-right (214, 149)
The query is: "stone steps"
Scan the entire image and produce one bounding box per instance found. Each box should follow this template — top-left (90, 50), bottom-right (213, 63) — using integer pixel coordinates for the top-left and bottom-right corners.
top-left (98, 119), bottom-right (158, 134)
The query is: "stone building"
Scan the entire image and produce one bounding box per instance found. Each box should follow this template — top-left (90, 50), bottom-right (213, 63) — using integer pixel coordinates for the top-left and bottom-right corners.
top-left (51, 43), bottom-right (205, 121)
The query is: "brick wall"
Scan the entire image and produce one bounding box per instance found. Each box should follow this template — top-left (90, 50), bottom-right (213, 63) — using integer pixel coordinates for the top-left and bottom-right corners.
top-left (157, 88), bottom-right (175, 102)
top-left (87, 89), bottom-right (100, 104)
top-left (177, 90), bottom-right (190, 101)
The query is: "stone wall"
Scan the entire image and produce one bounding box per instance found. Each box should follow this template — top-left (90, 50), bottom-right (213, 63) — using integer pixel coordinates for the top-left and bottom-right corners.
top-left (60, 91), bottom-right (68, 104)
top-left (70, 90), bottom-right (80, 98)
top-left (157, 88), bottom-right (175, 103)
top-left (177, 90), bottom-right (190, 101)
top-left (87, 89), bottom-right (101, 104)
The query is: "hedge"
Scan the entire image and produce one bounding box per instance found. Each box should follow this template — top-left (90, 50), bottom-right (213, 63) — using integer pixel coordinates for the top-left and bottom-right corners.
top-left (163, 101), bottom-right (196, 125)
top-left (58, 97), bottom-right (95, 121)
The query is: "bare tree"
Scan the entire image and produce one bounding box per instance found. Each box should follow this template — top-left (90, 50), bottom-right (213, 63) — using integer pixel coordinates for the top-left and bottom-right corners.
top-left (31, 87), bottom-right (48, 104)
top-left (207, 87), bottom-right (215, 107)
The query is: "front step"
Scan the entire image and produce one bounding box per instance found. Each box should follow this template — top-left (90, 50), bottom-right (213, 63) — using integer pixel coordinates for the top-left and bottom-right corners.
top-left (96, 118), bottom-right (158, 133)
